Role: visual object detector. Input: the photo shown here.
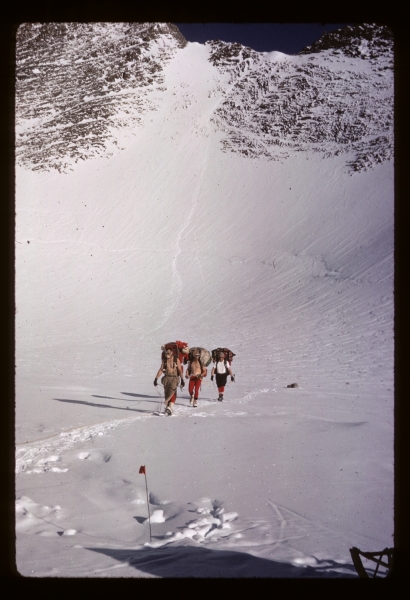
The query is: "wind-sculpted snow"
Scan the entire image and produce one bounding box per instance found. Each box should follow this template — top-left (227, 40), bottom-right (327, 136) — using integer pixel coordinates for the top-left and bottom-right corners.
top-left (16, 22), bottom-right (186, 172)
top-left (207, 24), bottom-right (393, 172)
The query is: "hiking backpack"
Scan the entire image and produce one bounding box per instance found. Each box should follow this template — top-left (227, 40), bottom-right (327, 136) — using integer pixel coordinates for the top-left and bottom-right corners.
top-left (211, 347), bottom-right (236, 364)
top-left (187, 347), bottom-right (211, 378)
top-left (161, 341), bottom-right (189, 364)
top-left (188, 346), bottom-right (212, 367)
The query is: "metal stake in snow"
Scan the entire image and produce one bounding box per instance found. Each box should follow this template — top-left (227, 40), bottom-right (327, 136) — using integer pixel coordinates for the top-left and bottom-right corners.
top-left (139, 465), bottom-right (152, 542)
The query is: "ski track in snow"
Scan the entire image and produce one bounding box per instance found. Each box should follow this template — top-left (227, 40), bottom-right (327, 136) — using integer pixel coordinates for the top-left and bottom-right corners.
top-left (15, 386), bottom-right (272, 473)
top-left (15, 417), bottom-right (140, 474)
top-left (154, 148), bottom-right (208, 329)
top-left (152, 71), bottom-right (229, 330)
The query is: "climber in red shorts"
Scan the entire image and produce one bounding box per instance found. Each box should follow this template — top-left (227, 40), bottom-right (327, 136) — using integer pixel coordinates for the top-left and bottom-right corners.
top-left (185, 351), bottom-right (207, 407)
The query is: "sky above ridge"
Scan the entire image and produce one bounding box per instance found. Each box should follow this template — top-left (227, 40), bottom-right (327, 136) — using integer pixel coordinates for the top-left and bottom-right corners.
top-left (173, 23), bottom-right (351, 54)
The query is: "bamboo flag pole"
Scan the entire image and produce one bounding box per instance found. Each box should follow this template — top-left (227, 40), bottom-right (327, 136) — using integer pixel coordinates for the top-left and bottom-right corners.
top-left (139, 465), bottom-right (152, 542)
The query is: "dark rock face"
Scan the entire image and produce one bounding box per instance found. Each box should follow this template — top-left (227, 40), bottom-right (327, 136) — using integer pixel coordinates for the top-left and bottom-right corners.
top-left (298, 23), bottom-right (393, 59)
top-left (16, 22), bottom-right (186, 172)
top-left (208, 39), bottom-right (259, 67)
top-left (16, 23), bottom-right (392, 175)
top-left (208, 24), bottom-right (393, 172)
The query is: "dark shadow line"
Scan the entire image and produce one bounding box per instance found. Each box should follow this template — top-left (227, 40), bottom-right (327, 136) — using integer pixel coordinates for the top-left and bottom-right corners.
top-left (121, 392), bottom-right (161, 399)
top-left (53, 398), bottom-right (155, 414)
top-left (92, 395), bottom-right (130, 401)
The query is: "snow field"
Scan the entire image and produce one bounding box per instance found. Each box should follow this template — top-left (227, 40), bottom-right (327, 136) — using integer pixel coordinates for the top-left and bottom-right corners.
top-left (16, 378), bottom-right (392, 576)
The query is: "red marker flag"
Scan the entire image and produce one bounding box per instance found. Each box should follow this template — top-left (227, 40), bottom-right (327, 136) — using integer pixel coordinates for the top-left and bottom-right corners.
top-left (138, 465), bottom-right (151, 542)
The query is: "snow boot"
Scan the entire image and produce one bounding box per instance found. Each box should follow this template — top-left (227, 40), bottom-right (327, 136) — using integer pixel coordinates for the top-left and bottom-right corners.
top-left (190, 395), bottom-right (194, 406)
top-left (218, 394), bottom-right (223, 402)
top-left (193, 399), bottom-right (197, 407)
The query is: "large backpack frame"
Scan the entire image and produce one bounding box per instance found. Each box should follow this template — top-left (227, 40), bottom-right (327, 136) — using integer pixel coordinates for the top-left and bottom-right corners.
top-left (188, 347), bottom-right (212, 367)
top-left (211, 347), bottom-right (235, 364)
top-left (162, 341), bottom-right (189, 364)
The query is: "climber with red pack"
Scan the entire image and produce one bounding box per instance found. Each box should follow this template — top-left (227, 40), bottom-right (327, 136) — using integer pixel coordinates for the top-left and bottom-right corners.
top-left (154, 347), bottom-right (184, 415)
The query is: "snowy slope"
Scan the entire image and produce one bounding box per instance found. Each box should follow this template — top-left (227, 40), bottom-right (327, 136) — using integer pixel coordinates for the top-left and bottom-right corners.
top-left (15, 24), bottom-right (393, 577)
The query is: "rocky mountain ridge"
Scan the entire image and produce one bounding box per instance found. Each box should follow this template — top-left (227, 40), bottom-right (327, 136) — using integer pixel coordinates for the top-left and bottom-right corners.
top-left (298, 23), bottom-right (393, 59)
top-left (208, 24), bottom-right (393, 172)
top-left (16, 22), bottom-right (186, 172)
top-left (16, 23), bottom-right (393, 174)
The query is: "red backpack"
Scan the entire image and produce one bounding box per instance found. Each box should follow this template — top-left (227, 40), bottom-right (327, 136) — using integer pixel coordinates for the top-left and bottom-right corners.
top-left (162, 341), bottom-right (189, 364)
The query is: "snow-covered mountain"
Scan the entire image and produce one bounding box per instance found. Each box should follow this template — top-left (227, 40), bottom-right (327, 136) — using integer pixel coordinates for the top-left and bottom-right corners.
top-left (16, 23), bottom-right (393, 173)
top-left (15, 23), bottom-right (394, 578)
top-left (209, 24), bottom-right (393, 172)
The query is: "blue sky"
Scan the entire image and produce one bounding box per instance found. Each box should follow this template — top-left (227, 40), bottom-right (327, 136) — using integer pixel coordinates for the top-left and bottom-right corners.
top-left (174, 23), bottom-right (351, 54)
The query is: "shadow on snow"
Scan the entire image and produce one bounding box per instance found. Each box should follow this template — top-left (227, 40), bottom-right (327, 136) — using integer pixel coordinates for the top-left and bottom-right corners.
top-left (121, 392), bottom-right (163, 399)
top-left (53, 398), bottom-right (154, 414)
top-left (86, 544), bottom-right (358, 578)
